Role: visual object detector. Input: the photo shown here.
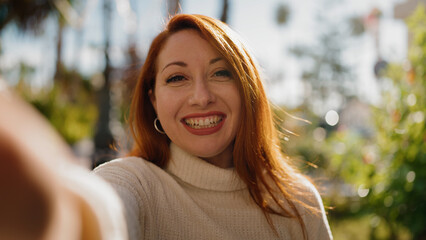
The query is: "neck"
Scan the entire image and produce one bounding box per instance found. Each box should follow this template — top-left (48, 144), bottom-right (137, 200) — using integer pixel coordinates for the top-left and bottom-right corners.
top-left (201, 145), bottom-right (234, 168)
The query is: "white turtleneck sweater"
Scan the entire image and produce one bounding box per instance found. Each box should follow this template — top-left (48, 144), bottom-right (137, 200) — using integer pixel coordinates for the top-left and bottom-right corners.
top-left (94, 144), bottom-right (333, 240)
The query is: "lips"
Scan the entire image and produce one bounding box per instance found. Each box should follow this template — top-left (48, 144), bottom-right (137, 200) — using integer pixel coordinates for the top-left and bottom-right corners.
top-left (181, 112), bottom-right (226, 135)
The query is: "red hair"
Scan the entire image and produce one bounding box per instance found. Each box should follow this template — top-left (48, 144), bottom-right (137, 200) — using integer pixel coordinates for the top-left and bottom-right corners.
top-left (129, 14), bottom-right (317, 239)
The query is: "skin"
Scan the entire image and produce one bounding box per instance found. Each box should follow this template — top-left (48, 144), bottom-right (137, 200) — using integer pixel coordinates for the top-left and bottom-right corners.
top-left (0, 87), bottom-right (101, 240)
top-left (150, 29), bottom-right (242, 168)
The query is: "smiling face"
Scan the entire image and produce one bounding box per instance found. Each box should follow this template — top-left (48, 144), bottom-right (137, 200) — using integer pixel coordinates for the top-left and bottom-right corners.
top-left (150, 29), bottom-right (241, 168)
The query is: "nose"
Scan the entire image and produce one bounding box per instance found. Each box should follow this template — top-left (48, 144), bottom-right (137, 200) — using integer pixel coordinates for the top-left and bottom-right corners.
top-left (188, 78), bottom-right (216, 108)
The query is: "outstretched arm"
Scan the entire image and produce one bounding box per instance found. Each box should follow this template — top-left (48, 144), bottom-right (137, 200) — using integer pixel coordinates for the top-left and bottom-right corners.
top-left (0, 84), bottom-right (126, 240)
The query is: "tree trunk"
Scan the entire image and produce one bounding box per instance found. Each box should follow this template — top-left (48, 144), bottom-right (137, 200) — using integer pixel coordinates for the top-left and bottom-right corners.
top-left (54, 18), bottom-right (64, 83)
top-left (93, 0), bottom-right (115, 168)
top-left (220, 0), bottom-right (229, 23)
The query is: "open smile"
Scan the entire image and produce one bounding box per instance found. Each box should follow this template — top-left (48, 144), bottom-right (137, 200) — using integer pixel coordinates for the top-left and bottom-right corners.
top-left (184, 115), bottom-right (223, 129)
top-left (181, 112), bottom-right (226, 135)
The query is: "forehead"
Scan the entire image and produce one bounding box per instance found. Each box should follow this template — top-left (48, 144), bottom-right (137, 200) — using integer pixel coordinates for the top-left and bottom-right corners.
top-left (156, 29), bottom-right (221, 67)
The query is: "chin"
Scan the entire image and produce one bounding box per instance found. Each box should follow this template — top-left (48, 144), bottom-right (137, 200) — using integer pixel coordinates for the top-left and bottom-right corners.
top-left (189, 148), bottom-right (221, 158)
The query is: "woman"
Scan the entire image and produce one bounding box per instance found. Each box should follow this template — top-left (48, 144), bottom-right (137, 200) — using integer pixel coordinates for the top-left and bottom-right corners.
top-left (94, 14), bottom-right (332, 239)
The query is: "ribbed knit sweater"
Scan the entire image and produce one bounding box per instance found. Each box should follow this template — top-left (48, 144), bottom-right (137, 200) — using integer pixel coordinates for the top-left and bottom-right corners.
top-left (94, 144), bottom-right (333, 240)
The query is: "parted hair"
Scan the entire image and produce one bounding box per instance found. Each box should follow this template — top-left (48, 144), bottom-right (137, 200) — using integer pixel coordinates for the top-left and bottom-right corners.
top-left (129, 14), bottom-right (318, 239)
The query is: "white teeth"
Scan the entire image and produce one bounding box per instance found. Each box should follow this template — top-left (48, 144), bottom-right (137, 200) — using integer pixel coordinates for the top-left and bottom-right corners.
top-left (184, 115), bottom-right (223, 129)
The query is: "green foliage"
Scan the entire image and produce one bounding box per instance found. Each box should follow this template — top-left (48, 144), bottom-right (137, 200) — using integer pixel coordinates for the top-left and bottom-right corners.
top-left (329, 214), bottom-right (412, 240)
top-left (16, 69), bottom-right (98, 145)
top-left (281, 5), bottom-right (425, 239)
top-left (369, 6), bottom-right (426, 238)
top-left (326, 131), bottom-right (375, 186)
top-left (323, 5), bottom-right (425, 239)
top-left (32, 87), bottom-right (97, 145)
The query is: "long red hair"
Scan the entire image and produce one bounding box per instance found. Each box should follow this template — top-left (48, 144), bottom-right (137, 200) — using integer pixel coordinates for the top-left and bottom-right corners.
top-left (129, 14), bottom-right (317, 239)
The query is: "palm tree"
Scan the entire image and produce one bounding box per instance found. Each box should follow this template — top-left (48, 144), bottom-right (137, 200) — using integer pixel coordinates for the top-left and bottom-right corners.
top-left (0, 0), bottom-right (53, 32)
top-left (220, 0), bottom-right (229, 23)
top-left (0, 0), bottom-right (73, 84)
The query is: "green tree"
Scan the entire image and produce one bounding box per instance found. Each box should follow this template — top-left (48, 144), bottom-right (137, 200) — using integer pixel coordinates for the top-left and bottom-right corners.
top-left (366, 6), bottom-right (426, 239)
top-left (16, 68), bottom-right (98, 145)
top-left (1, 0), bottom-right (98, 147)
top-left (325, 5), bottom-right (425, 239)
top-left (0, 0), bottom-right (53, 32)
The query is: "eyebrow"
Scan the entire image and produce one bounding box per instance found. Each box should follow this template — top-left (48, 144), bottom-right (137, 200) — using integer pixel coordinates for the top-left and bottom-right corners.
top-left (161, 57), bottom-right (224, 73)
top-left (209, 57), bottom-right (223, 64)
top-left (161, 61), bottom-right (187, 73)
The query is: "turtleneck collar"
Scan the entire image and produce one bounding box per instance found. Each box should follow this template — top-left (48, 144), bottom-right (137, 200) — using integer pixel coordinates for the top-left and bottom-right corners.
top-left (165, 143), bottom-right (246, 192)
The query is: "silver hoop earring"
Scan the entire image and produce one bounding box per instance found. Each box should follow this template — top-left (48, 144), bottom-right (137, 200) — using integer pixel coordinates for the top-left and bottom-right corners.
top-left (154, 118), bottom-right (166, 134)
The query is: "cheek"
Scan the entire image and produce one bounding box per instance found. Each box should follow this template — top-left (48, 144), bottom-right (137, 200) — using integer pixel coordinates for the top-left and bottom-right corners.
top-left (233, 97), bottom-right (242, 124)
top-left (222, 85), bottom-right (242, 126)
top-left (229, 87), bottom-right (242, 116)
top-left (154, 89), bottom-right (182, 118)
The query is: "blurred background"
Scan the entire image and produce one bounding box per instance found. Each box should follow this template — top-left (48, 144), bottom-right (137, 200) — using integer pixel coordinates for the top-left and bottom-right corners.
top-left (0, 0), bottom-right (425, 239)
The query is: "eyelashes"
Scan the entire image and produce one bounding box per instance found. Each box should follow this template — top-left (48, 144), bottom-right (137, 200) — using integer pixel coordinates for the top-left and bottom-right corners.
top-left (165, 69), bottom-right (232, 84)
top-left (166, 75), bottom-right (186, 83)
top-left (213, 69), bottom-right (232, 78)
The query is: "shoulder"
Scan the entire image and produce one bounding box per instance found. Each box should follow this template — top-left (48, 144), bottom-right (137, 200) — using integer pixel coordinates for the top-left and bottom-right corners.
top-left (94, 157), bottom-right (174, 202)
top-left (93, 156), bottom-right (169, 191)
top-left (94, 156), bottom-right (154, 178)
top-left (93, 157), bottom-right (169, 240)
top-left (296, 176), bottom-right (324, 208)
top-left (294, 176), bottom-right (333, 239)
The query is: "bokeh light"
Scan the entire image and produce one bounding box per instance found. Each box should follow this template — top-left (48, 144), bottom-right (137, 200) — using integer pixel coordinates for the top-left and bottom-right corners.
top-left (325, 110), bottom-right (339, 126)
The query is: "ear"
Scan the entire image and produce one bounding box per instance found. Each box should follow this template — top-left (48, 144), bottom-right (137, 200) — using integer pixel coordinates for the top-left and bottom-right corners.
top-left (148, 89), bottom-right (157, 113)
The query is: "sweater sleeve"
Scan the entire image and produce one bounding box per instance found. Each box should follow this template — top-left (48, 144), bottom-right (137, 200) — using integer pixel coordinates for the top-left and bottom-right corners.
top-left (94, 158), bottom-right (147, 240)
top-left (302, 180), bottom-right (333, 240)
top-left (59, 162), bottom-right (128, 240)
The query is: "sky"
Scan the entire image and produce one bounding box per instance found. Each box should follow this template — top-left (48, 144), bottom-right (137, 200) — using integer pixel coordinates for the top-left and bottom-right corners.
top-left (0, 0), bottom-right (409, 111)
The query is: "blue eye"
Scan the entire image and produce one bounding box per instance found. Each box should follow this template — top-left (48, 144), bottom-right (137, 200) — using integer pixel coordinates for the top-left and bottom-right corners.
top-left (213, 70), bottom-right (232, 78)
top-left (166, 75), bottom-right (185, 83)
